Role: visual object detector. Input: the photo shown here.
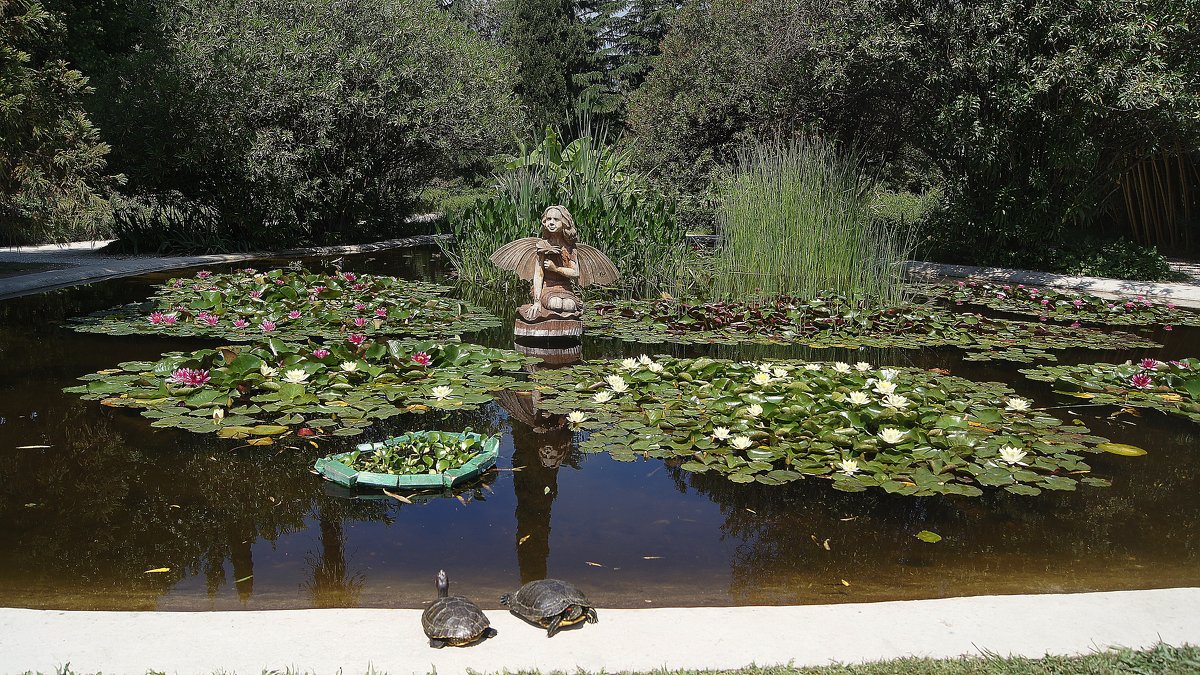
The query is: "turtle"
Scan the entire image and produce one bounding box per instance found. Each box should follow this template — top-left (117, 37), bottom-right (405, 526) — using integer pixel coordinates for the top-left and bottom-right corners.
top-left (421, 570), bottom-right (496, 648)
top-left (500, 578), bottom-right (599, 637)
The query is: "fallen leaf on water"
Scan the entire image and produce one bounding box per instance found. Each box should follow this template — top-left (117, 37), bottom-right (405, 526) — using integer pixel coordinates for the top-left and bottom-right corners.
top-left (455, 495), bottom-right (468, 506)
top-left (518, 535), bottom-right (531, 545)
top-left (1098, 442), bottom-right (1148, 457)
top-left (745, 508), bottom-right (756, 514)
top-left (246, 437), bottom-right (273, 446)
top-left (543, 486), bottom-right (550, 494)
top-left (840, 579), bottom-right (850, 587)
top-left (585, 561), bottom-right (604, 567)
top-left (235, 575), bottom-right (253, 583)
top-left (16, 445), bottom-right (51, 449)
top-left (308, 441), bottom-right (319, 449)
top-left (144, 568), bottom-right (171, 574)
top-left (642, 556), bottom-right (662, 560)
top-left (1159, 393), bottom-right (1183, 402)
top-left (839, 516), bottom-right (857, 521)
top-left (169, 504), bottom-right (180, 509)
top-left (915, 530), bottom-right (942, 543)
top-left (822, 538), bottom-right (831, 551)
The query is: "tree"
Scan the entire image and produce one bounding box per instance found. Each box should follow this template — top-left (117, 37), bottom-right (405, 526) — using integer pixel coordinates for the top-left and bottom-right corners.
top-left (0, 0), bottom-right (114, 245)
top-left (499, 0), bottom-right (593, 129)
top-left (118, 0), bottom-right (526, 246)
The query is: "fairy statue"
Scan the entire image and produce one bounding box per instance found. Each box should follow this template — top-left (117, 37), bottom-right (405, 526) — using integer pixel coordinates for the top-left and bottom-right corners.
top-left (490, 205), bottom-right (619, 337)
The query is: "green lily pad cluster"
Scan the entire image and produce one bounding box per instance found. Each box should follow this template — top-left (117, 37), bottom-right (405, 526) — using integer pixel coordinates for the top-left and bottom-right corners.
top-left (72, 267), bottom-right (501, 340)
top-left (533, 355), bottom-right (1116, 496)
top-left (64, 338), bottom-right (534, 440)
top-left (917, 281), bottom-right (1200, 328)
top-left (586, 297), bottom-right (1158, 361)
top-left (1021, 357), bottom-right (1200, 423)
top-left (345, 431), bottom-right (490, 476)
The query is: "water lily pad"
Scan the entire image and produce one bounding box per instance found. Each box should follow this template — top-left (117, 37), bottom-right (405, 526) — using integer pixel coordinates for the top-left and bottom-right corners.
top-left (1098, 442), bottom-right (1148, 456)
top-left (915, 530), bottom-right (942, 543)
top-left (1021, 358), bottom-right (1200, 425)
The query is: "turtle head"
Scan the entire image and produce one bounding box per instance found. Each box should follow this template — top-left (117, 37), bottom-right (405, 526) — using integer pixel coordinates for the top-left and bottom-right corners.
top-left (436, 569), bottom-right (449, 598)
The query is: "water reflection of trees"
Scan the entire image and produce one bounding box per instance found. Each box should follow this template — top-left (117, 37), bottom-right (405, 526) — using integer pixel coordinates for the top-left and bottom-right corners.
top-left (0, 392), bottom-right (507, 608)
top-left (667, 416), bottom-right (1200, 604)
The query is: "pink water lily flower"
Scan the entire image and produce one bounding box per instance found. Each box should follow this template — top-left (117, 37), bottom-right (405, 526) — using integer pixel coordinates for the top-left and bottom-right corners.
top-left (1167, 303), bottom-right (1176, 310)
top-left (347, 333), bottom-right (367, 346)
top-left (1070, 321), bottom-right (1081, 328)
top-left (1072, 299), bottom-right (1084, 307)
top-left (171, 279), bottom-right (186, 288)
top-left (354, 303), bottom-right (366, 311)
top-left (374, 307), bottom-right (387, 317)
top-left (411, 352), bottom-right (432, 367)
top-left (312, 349), bottom-right (330, 359)
top-left (233, 318), bottom-right (248, 328)
top-left (203, 315), bottom-right (219, 326)
top-left (250, 290), bottom-right (263, 299)
top-left (169, 368), bottom-right (210, 387)
top-left (149, 312), bottom-right (166, 325)
top-left (244, 268), bottom-right (257, 274)
top-left (310, 285), bottom-right (327, 294)
top-left (352, 283), bottom-right (366, 291)
top-left (191, 284), bottom-right (205, 291)
top-left (275, 279), bottom-right (286, 285)
top-left (1139, 358), bottom-right (1161, 370)
top-left (353, 317), bottom-right (368, 327)
top-left (197, 271), bottom-right (211, 279)
top-left (1130, 373), bottom-right (1153, 389)
top-left (162, 314), bottom-right (178, 326)
top-left (343, 272), bottom-right (357, 282)
top-left (259, 320), bottom-right (276, 332)
top-left (288, 310), bottom-right (302, 319)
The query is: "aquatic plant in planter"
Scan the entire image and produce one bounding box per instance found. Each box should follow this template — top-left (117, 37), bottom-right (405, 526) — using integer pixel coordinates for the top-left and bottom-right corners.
top-left (1021, 358), bottom-right (1200, 424)
top-left (315, 430), bottom-right (500, 490)
top-left (72, 268), bottom-right (501, 341)
top-left (532, 355), bottom-right (1121, 496)
top-left (64, 339), bottom-right (533, 440)
top-left (920, 281), bottom-right (1200, 329)
top-left (586, 296), bottom-right (1158, 362)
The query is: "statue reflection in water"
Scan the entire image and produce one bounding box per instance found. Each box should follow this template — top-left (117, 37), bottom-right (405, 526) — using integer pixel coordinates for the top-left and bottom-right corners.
top-left (497, 340), bottom-right (582, 584)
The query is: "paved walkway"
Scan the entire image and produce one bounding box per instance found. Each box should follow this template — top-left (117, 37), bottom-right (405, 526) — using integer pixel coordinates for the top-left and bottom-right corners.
top-left (2, 588), bottom-right (1197, 674)
top-left (3, 242), bottom-right (1200, 673)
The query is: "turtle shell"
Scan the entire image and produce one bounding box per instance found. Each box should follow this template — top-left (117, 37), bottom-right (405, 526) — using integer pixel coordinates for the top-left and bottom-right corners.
top-left (422, 595), bottom-right (491, 644)
top-left (504, 579), bottom-right (592, 620)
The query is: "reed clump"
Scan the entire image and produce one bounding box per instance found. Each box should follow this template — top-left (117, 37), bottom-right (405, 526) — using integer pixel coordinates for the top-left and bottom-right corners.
top-left (714, 137), bottom-right (914, 306)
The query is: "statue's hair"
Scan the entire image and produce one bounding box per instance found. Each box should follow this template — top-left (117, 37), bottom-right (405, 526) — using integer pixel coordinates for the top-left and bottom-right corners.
top-left (541, 205), bottom-right (577, 245)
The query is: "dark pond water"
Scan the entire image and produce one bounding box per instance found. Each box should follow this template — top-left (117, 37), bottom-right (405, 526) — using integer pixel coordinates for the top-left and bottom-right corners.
top-left (1, 247), bottom-right (1198, 611)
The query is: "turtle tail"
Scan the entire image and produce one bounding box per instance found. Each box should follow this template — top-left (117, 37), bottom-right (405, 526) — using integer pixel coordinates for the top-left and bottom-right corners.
top-left (499, 593), bottom-right (513, 606)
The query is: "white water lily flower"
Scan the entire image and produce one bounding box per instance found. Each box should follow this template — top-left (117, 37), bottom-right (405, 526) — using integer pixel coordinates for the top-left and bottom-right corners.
top-left (431, 385), bottom-right (454, 400)
top-left (730, 435), bottom-right (753, 450)
top-left (837, 458), bottom-right (860, 475)
top-left (879, 368), bottom-right (899, 381)
top-left (873, 380), bottom-right (898, 395)
top-left (340, 361), bottom-right (358, 373)
top-left (804, 363), bottom-right (821, 371)
top-left (757, 362), bottom-right (773, 372)
top-left (847, 391), bottom-right (871, 406)
top-left (877, 427), bottom-right (906, 444)
top-left (638, 354), bottom-right (653, 365)
top-left (752, 372), bottom-right (772, 386)
top-left (610, 380), bottom-right (629, 394)
top-left (712, 427), bottom-right (731, 441)
top-left (566, 411), bottom-right (587, 424)
top-left (593, 390), bottom-right (614, 403)
top-left (282, 369), bottom-right (309, 384)
top-left (212, 408), bottom-right (225, 422)
top-left (605, 374), bottom-right (628, 391)
top-left (855, 362), bottom-right (871, 372)
top-left (260, 364), bottom-right (278, 378)
top-left (998, 446), bottom-right (1028, 465)
top-left (745, 403), bottom-right (763, 417)
top-left (833, 362), bottom-right (852, 374)
top-left (621, 358), bottom-right (639, 370)
top-left (882, 394), bottom-right (910, 410)
top-left (772, 367), bottom-right (788, 379)
top-left (1005, 397), bottom-right (1032, 412)
top-left (647, 362), bottom-right (664, 373)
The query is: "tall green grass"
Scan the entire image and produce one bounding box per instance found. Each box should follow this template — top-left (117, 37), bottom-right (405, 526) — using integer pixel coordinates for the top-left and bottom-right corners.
top-left (714, 137), bottom-right (915, 305)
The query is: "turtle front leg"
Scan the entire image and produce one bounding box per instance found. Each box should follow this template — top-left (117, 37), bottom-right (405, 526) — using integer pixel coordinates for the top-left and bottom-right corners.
top-left (546, 615), bottom-right (563, 637)
top-left (586, 607), bottom-right (598, 624)
top-left (429, 638), bottom-right (447, 649)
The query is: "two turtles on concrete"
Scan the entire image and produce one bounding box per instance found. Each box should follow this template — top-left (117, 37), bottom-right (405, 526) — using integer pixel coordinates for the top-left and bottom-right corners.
top-left (421, 571), bottom-right (599, 648)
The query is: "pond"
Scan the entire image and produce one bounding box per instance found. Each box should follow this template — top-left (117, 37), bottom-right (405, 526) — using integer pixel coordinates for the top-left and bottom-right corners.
top-left (1, 246), bottom-right (1197, 611)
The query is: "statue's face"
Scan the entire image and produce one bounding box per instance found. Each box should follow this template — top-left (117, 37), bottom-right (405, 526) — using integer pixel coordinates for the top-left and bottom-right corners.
top-left (542, 209), bottom-right (563, 233)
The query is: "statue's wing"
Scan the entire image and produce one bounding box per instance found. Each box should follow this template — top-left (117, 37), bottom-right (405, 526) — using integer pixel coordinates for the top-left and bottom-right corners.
top-left (489, 237), bottom-right (541, 281)
top-left (575, 244), bottom-right (620, 287)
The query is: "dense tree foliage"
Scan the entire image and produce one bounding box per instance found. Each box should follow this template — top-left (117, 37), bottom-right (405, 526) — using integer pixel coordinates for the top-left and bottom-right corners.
top-left (499, 0), bottom-right (593, 129)
top-left (0, 0), bottom-right (114, 245)
top-left (630, 0), bottom-right (1200, 263)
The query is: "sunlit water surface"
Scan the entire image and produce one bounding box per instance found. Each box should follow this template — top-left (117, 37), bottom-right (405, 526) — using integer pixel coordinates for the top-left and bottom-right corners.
top-left (0, 247), bottom-right (1197, 610)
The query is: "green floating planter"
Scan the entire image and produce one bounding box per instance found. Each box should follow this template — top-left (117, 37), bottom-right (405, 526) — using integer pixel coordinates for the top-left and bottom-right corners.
top-left (314, 431), bottom-right (500, 490)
